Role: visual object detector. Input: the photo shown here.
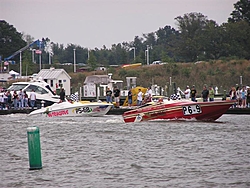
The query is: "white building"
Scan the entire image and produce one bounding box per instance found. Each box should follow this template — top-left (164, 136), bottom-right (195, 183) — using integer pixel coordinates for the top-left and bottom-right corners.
top-left (35, 67), bottom-right (71, 95)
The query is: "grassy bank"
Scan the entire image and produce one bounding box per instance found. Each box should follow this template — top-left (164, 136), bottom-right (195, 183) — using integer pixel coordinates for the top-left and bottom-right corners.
top-left (69, 60), bottom-right (250, 95)
top-left (4, 60), bottom-right (250, 96)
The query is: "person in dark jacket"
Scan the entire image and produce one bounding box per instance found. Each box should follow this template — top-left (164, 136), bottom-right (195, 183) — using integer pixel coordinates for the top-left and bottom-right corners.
top-left (59, 88), bottom-right (66, 102)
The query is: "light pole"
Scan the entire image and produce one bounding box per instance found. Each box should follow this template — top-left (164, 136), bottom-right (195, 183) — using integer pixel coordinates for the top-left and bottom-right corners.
top-left (39, 52), bottom-right (42, 71)
top-left (146, 45), bottom-right (150, 65)
top-left (145, 49), bottom-right (148, 65)
top-left (87, 48), bottom-right (90, 60)
top-left (130, 47), bottom-right (135, 61)
top-left (19, 51), bottom-right (22, 77)
top-left (73, 49), bottom-right (76, 73)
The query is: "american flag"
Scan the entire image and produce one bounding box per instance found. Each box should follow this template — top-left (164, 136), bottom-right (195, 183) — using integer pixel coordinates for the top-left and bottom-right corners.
top-left (35, 50), bottom-right (42, 54)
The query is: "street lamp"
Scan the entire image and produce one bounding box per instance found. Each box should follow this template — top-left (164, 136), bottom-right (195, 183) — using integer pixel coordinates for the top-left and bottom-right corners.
top-left (73, 49), bottom-right (76, 73)
top-left (39, 52), bottom-right (42, 71)
top-left (19, 51), bottom-right (22, 77)
top-left (146, 45), bottom-right (150, 65)
top-left (130, 47), bottom-right (135, 61)
top-left (87, 48), bottom-right (90, 60)
top-left (145, 49), bottom-right (148, 65)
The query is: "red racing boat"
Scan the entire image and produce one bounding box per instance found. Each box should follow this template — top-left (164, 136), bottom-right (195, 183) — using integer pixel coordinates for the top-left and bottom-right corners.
top-left (122, 100), bottom-right (234, 123)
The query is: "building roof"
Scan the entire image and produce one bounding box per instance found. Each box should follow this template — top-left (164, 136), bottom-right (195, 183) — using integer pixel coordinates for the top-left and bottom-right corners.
top-left (0, 73), bottom-right (11, 82)
top-left (36, 68), bottom-right (71, 80)
top-left (84, 75), bottom-right (111, 84)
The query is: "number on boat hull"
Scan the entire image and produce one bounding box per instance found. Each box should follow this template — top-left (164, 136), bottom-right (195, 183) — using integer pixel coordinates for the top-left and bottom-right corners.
top-left (182, 105), bottom-right (202, 115)
top-left (75, 107), bottom-right (93, 114)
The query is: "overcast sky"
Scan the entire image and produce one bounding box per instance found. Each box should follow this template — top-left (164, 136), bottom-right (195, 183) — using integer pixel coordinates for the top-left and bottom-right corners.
top-left (1, 0), bottom-right (237, 49)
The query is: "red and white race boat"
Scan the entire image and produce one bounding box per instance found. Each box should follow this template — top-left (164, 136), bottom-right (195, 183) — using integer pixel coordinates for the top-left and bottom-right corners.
top-left (122, 99), bottom-right (234, 123)
top-left (29, 101), bottom-right (113, 118)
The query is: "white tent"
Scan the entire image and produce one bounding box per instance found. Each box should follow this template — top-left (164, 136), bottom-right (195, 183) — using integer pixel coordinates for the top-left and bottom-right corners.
top-left (9, 70), bottom-right (19, 76)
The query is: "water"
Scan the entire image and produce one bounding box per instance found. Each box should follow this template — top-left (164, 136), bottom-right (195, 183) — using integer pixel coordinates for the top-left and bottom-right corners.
top-left (0, 114), bottom-right (250, 187)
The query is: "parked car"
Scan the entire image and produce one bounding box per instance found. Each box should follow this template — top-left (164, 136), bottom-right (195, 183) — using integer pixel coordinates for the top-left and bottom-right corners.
top-left (151, 61), bottom-right (162, 65)
top-left (151, 61), bottom-right (167, 65)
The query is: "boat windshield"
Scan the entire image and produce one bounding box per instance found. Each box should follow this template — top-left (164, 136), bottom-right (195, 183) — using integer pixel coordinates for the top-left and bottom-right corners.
top-left (25, 84), bottom-right (49, 94)
top-left (45, 85), bottom-right (56, 95)
top-left (8, 84), bottom-right (28, 91)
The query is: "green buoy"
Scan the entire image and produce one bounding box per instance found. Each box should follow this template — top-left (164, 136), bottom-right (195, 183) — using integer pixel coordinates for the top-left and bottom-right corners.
top-left (27, 127), bottom-right (42, 170)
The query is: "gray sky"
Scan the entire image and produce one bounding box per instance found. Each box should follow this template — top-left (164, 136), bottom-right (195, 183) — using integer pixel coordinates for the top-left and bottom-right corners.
top-left (1, 0), bottom-right (236, 49)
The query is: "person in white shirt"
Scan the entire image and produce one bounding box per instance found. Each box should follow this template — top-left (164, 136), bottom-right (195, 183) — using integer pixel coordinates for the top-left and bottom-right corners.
top-left (0, 95), bottom-right (4, 110)
top-left (18, 89), bottom-right (24, 109)
top-left (184, 85), bottom-right (191, 99)
top-left (144, 87), bottom-right (152, 103)
top-left (29, 89), bottom-right (36, 109)
top-left (137, 89), bottom-right (143, 106)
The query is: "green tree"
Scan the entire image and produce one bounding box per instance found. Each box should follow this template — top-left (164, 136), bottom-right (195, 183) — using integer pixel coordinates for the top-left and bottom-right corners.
top-left (0, 20), bottom-right (26, 61)
top-left (222, 21), bottom-right (250, 59)
top-left (174, 12), bottom-right (210, 62)
top-left (199, 20), bottom-right (225, 59)
top-left (228, 0), bottom-right (250, 24)
top-left (87, 50), bottom-right (97, 70)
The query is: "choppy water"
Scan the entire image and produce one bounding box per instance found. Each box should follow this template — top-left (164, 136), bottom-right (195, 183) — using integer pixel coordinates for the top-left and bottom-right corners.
top-left (0, 114), bottom-right (250, 188)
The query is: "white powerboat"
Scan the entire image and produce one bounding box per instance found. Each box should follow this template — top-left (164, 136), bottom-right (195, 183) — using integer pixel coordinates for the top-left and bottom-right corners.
top-left (28, 100), bottom-right (113, 117)
top-left (1, 80), bottom-right (60, 107)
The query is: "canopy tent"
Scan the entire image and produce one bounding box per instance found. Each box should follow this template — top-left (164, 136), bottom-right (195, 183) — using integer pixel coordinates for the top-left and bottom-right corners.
top-left (9, 70), bottom-right (20, 76)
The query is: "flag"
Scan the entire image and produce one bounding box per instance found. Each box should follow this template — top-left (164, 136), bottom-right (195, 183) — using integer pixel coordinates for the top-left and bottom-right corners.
top-left (70, 92), bottom-right (79, 102)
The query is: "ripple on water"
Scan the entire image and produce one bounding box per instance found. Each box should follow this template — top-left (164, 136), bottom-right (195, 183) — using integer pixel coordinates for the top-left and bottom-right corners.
top-left (0, 114), bottom-right (250, 187)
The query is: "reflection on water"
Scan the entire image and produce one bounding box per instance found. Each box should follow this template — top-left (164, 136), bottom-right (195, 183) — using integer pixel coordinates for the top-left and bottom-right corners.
top-left (0, 114), bottom-right (250, 187)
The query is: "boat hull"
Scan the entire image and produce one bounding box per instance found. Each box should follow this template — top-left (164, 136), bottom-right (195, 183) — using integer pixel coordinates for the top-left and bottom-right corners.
top-left (29, 102), bottom-right (112, 117)
top-left (122, 100), bottom-right (234, 123)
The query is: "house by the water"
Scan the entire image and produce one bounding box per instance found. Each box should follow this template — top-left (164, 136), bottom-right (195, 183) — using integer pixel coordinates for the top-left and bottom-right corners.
top-left (35, 67), bottom-right (71, 95)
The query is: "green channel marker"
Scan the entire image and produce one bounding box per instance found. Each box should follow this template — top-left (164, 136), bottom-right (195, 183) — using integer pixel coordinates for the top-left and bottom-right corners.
top-left (27, 127), bottom-right (42, 170)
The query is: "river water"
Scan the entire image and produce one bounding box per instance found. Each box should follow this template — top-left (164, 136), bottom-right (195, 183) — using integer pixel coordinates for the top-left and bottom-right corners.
top-left (0, 114), bottom-right (250, 188)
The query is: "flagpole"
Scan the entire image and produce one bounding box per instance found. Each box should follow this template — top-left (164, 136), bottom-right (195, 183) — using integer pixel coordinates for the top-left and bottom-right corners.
top-left (49, 53), bottom-right (51, 65)
top-left (73, 49), bottom-right (76, 73)
top-left (39, 53), bottom-right (42, 71)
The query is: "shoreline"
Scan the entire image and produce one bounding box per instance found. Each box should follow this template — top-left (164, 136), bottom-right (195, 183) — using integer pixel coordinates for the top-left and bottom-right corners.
top-left (0, 107), bottom-right (249, 116)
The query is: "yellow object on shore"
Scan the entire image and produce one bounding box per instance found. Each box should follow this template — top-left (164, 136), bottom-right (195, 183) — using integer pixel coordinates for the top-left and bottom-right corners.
top-left (121, 63), bottom-right (142, 70)
top-left (123, 86), bottom-right (147, 106)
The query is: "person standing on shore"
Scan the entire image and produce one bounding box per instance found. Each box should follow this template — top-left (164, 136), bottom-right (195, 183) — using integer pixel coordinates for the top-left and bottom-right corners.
top-left (113, 86), bottom-right (120, 108)
top-left (18, 89), bottom-right (24, 109)
top-left (23, 91), bottom-right (29, 108)
top-left (29, 89), bottom-right (36, 109)
top-left (106, 87), bottom-right (112, 103)
top-left (247, 87), bottom-right (250, 108)
top-left (137, 88), bottom-right (143, 106)
top-left (6, 90), bottom-right (12, 109)
top-left (229, 86), bottom-right (237, 108)
top-left (190, 85), bottom-right (197, 102)
top-left (201, 85), bottom-right (209, 102)
top-left (13, 90), bottom-right (18, 109)
top-left (145, 87), bottom-right (152, 103)
top-left (184, 85), bottom-right (191, 100)
top-left (241, 86), bottom-right (247, 108)
top-left (0, 95), bottom-right (4, 110)
top-left (59, 88), bottom-right (66, 103)
top-left (128, 88), bottom-right (133, 108)
top-left (209, 86), bottom-right (215, 102)
top-left (236, 86), bottom-right (242, 108)
top-left (3, 92), bottom-right (8, 109)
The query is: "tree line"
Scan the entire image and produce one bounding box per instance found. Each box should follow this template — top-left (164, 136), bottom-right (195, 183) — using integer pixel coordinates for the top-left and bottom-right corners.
top-left (0, 0), bottom-right (249, 75)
